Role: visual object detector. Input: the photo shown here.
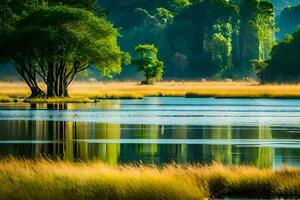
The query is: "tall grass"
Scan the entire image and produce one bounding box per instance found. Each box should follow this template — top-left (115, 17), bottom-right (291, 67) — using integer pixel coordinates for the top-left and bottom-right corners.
top-left (24, 97), bottom-right (94, 103)
top-left (0, 95), bottom-right (16, 102)
top-left (0, 159), bottom-right (300, 199)
top-left (2, 81), bottom-right (300, 100)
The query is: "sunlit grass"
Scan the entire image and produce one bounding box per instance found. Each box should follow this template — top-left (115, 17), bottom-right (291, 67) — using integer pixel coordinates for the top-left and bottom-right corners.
top-left (24, 97), bottom-right (94, 103)
top-left (0, 95), bottom-right (16, 102)
top-left (88, 92), bottom-right (144, 100)
top-left (2, 81), bottom-right (300, 101)
top-left (69, 81), bottom-right (300, 99)
top-left (0, 158), bottom-right (300, 199)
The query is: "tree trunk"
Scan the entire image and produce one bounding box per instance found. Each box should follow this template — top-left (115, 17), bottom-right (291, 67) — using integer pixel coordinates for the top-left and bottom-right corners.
top-left (62, 83), bottom-right (69, 97)
top-left (28, 86), bottom-right (45, 98)
top-left (47, 63), bottom-right (56, 98)
top-left (14, 63), bottom-right (45, 98)
top-left (142, 71), bottom-right (150, 85)
top-left (56, 62), bottom-right (70, 98)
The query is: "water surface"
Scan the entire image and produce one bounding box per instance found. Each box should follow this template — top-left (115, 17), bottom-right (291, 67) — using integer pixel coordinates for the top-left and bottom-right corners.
top-left (1, 97), bottom-right (300, 168)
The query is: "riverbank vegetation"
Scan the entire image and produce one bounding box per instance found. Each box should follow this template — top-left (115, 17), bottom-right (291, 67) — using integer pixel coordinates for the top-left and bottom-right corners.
top-left (1, 81), bottom-right (300, 102)
top-left (0, 158), bottom-right (299, 199)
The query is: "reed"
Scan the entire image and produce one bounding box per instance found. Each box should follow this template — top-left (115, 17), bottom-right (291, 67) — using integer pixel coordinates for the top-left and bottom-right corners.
top-left (0, 158), bottom-right (299, 199)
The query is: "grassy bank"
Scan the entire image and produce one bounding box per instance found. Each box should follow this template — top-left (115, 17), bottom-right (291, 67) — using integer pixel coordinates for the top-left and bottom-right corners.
top-left (0, 159), bottom-right (300, 199)
top-left (2, 81), bottom-right (300, 101)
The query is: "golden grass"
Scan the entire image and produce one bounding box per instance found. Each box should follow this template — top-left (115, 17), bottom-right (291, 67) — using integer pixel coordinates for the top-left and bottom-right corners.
top-left (2, 81), bottom-right (300, 100)
top-left (0, 95), bottom-right (16, 102)
top-left (24, 97), bottom-right (94, 103)
top-left (0, 158), bottom-right (300, 199)
top-left (69, 81), bottom-right (300, 99)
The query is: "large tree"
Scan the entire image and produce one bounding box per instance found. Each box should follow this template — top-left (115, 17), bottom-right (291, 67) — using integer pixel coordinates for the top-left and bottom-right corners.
top-left (0, 6), bottom-right (124, 97)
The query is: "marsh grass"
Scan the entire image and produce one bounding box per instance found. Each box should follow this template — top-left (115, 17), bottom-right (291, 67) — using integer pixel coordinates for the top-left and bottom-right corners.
top-left (2, 81), bottom-right (300, 101)
top-left (0, 159), bottom-right (300, 199)
top-left (0, 95), bottom-right (16, 102)
top-left (89, 92), bottom-right (144, 100)
top-left (24, 97), bottom-right (94, 103)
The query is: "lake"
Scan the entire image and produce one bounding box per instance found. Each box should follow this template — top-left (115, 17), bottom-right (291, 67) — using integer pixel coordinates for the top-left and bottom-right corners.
top-left (0, 97), bottom-right (300, 168)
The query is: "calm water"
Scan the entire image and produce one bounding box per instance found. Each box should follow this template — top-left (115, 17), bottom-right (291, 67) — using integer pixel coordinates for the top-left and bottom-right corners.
top-left (1, 97), bottom-right (300, 168)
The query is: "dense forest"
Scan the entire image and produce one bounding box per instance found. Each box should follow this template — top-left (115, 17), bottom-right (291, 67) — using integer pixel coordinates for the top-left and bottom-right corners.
top-left (1, 0), bottom-right (300, 84)
top-left (99, 0), bottom-right (300, 80)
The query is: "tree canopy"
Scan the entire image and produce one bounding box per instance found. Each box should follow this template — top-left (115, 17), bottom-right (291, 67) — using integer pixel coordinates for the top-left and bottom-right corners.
top-left (133, 44), bottom-right (164, 84)
top-left (0, 5), bottom-right (124, 97)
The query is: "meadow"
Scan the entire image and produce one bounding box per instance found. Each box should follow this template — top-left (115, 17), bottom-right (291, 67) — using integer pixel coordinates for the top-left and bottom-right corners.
top-left (0, 158), bottom-right (299, 200)
top-left (1, 81), bottom-right (300, 102)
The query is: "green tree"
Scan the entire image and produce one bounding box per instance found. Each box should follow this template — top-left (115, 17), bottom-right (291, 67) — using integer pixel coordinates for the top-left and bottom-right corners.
top-left (0, 6), bottom-right (125, 97)
top-left (256, 1), bottom-right (276, 61)
top-left (239, 0), bottom-right (275, 76)
top-left (254, 30), bottom-right (300, 83)
top-left (204, 31), bottom-right (233, 78)
top-left (133, 44), bottom-right (164, 84)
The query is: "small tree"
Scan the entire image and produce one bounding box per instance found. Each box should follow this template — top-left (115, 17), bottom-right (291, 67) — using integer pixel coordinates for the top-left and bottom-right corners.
top-left (133, 44), bottom-right (164, 85)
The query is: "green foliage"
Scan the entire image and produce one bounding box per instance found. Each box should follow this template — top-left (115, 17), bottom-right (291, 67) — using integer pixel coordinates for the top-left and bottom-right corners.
top-left (98, 0), bottom-right (188, 32)
top-left (154, 8), bottom-right (174, 25)
top-left (204, 32), bottom-right (233, 78)
top-left (11, 6), bottom-right (122, 75)
top-left (256, 1), bottom-right (276, 60)
top-left (255, 29), bottom-right (300, 83)
top-left (133, 44), bottom-right (164, 84)
top-left (49, 0), bottom-right (107, 16)
top-left (238, 0), bottom-right (276, 76)
top-left (0, 0), bottom-right (42, 34)
top-left (0, 5), bottom-right (124, 97)
top-left (167, 0), bottom-right (238, 77)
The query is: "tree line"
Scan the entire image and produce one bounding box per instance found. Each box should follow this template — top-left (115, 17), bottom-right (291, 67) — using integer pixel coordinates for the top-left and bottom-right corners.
top-left (100, 0), bottom-right (300, 82)
top-left (100, 0), bottom-right (278, 79)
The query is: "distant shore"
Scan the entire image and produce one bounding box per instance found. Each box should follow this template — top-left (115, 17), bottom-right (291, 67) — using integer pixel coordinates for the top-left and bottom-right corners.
top-left (1, 81), bottom-right (300, 103)
top-left (0, 158), bottom-right (299, 199)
